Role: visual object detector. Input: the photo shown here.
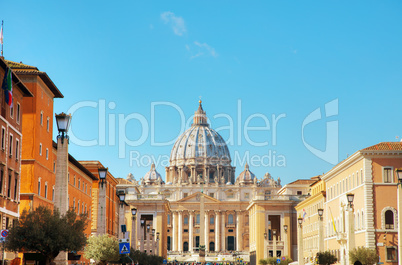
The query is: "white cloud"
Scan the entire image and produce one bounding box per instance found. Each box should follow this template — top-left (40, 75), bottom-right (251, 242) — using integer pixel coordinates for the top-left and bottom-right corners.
top-left (191, 41), bottom-right (218, 59)
top-left (161, 11), bottom-right (186, 36)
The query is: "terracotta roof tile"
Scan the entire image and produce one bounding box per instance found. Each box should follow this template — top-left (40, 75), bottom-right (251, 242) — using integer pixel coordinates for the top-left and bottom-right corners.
top-left (361, 142), bottom-right (402, 151)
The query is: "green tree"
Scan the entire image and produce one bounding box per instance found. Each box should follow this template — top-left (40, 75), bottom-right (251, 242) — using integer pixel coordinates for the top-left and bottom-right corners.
top-left (129, 249), bottom-right (163, 265)
top-left (84, 234), bottom-right (120, 265)
top-left (349, 246), bottom-right (379, 265)
top-left (259, 258), bottom-right (269, 265)
top-left (266, 257), bottom-right (278, 265)
top-left (6, 206), bottom-right (88, 265)
top-left (316, 251), bottom-right (337, 265)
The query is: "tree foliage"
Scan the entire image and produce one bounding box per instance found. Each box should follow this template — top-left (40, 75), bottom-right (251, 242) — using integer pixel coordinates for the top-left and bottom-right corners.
top-left (259, 258), bottom-right (269, 265)
top-left (349, 247), bottom-right (379, 265)
top-left (6, 206), bottom-right (88, 265)
top-left (316, 251), bottom-right (337, 265)
top-left (129, 249), bottom-right (164, 265)
top-left (279, 257), bottom-right (293, 265)
top-left (84, 234), bottom-right (120, 265)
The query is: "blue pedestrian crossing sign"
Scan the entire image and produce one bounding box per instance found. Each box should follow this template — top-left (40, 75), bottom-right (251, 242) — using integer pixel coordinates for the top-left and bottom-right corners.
top-left (119, 239), bottom-right (130, 254)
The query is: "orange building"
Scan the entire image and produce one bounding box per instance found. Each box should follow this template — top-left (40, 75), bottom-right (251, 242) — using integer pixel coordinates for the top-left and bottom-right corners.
top-left (79, 161), bottom-right (119, 237)
top-left (6, 60), bottom-right (98, 264)
top-left (0, 57), bottom-right (33, 260)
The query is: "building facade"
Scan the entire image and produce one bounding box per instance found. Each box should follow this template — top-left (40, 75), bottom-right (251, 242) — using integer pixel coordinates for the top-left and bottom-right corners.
top-left (0, 57), bottom-right (33, 261)
top-left (297, 142), bottom-right (402, 265)
top-left (117, 101), bottom-right (311, 264)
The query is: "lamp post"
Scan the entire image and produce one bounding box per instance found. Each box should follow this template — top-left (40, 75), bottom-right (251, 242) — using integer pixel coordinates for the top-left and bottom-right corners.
top-left (346, 193), bottom-right (355, 265)
top-left (54, 113), bottom-right (71, 265)
top-left (97, 166), bottom-right (108, 235)
top-left (146, 224), bottom-right (150, 253)
top-left (264, 232), bottom-right (268, 259)
top-left (272, 229), bottom-right (277, 258)
top-left (131, 208), bottom-right (137, 250)
top-left (298, 217), bottom-right (304, 265)
top-left (152, 229), bottom-right (156, 254)
top-left (396, 168), bottom-right (402, 265)
top-left (118, 190), bottom-right (127, 239)
top-left (140, 219), bottom-right (145, 252)
top-left (283, 225), bottom-right (288, 257)
top-left (318, 209), bottom-right (324, 253)
top-left (156, 232), bottom-right (160, 256)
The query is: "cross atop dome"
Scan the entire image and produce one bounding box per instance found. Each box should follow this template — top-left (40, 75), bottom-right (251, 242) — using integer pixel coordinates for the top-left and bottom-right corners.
top-left (193, 99), bottom-right (208, 125)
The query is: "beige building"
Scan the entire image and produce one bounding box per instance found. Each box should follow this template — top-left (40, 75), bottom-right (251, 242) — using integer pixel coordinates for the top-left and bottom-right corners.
top-left (297, 142), bottom-right (402, 265)
top-left (116, 101), bottom-right (312, 264)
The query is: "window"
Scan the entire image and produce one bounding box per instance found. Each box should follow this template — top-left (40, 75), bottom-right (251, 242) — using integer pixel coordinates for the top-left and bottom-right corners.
top-left (297, 191), bottom-right (302, 195)
top-left (167, 214), bottom-right (171, 225)
top-left (0, 169), bottom-right (3, 194)
top-left (1, 127), bottom-right (5, 150)
top-left (77, 201), bottom-right (80, 213)
top-left (245, 193), bottom-right (250, 199)
top-left (228, 214), bottom-right (234, 224)
top-left (184, 216), bottom-right (188, 225)
top-left (10, 105), bottom-right (13, 118)
top-left (15, 139), bottom-right (19, 160)
top-left (46, 117), bottom-right (50, 131)
top-left (196, 214), bottom-right (200, 224)
top-left (386, 247), bottom-right (397, 262)
top-left (7, 173), bottom-right (11, 197)
top-left (53, 162), bottom-right (56, 172)
top-left (52, 186), bottom-right (55, 201)
top-left (9, 134), bottom-right (12, 157)
top-left (46, 148), bottom-right (49, 160)
top-left (39, 143), bottom-right (42, 156)
top-left (74, 175), bottom-right (76, 186)
top-left (40, 111), bottom-right (43, 126)
top-left (44, 183), bottom-right (48, 199)
top-left (16, 104), bottom-right (20, 124)
top-left (385, 210), bottom-right (394, 229)
top-left (383, 167), bottom-right (393, 183)
top-left (78, 178), bottom-right (81, 189)
top-left (13, 177), bottom-right (17, 200)
top-left (38, 178), bottom-right (41, 196)
top-left (183, 229), bottom-right (188, 233)
top-left (210, 216), bottom-right (214, 225)
top-left (183, 193), bottom-right (188, 198)
top-left (361, 169), bottom-right (364, 184)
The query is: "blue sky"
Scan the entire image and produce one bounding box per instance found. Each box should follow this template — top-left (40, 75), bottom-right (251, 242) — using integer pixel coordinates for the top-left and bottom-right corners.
top-left (2, 1), bottom-right (402, 184)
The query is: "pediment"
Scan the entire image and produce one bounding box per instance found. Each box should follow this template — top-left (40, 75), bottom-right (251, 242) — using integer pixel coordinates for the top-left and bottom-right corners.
top-left (176, 191), bottom-right (220, 203)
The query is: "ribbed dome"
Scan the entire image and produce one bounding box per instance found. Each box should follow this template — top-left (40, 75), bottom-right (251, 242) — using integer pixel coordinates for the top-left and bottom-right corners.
top-left (144, 163), bottom-right (163, 184)
top-left (169, 101), bottom-right (231, 167)
top-left (236, 163), bottom-right (255, 184)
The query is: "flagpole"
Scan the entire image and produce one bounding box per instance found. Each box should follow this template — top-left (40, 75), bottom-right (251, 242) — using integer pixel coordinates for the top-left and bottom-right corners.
top-left (1, 20), bottom-right (3, 57)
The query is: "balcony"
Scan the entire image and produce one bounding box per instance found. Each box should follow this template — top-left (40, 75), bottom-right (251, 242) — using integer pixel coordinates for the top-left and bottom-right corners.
top-left (336, 232), bottom-right (347, 244)
top-left (226, 223), bottom-right (236, 228)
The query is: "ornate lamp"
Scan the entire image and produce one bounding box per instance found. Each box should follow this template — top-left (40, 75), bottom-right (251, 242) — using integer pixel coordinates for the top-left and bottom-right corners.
top-left (347, 193), bottom-right (354, 208)
top-left (131, 208), bottom-right (137, 220)
top-left (318, 208), bottom-right (324, 220)
top-left (55, 113), bottom-right (72, 143)
top-left (284, 224), bottom-right (288, 233)
top-left (298, 217), bottom-right (303, 226)
top-left (98, 167), bottom-right (108, 187)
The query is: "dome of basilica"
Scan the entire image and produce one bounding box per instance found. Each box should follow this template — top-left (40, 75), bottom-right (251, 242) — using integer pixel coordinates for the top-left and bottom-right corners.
top-left (169, 101), bottom-right (231, 167)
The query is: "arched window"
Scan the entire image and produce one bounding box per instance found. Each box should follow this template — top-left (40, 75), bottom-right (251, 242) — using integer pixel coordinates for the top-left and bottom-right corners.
top-left (210, 215), bottom-right (214, 224)
top-left (167, 214), bottom-right (171, 225)
top-left (184, 216), bottom-right (189, 225)
top-left (385, 210), bottom-right (394, 229)
top-left (228, 214), bottom-right (234, 224)
top-left (196, 214), bottom-right (200, 224)
top-left (357, 212), bottom-right (360, 230)
top-left (183, 242), bottom-right (189, 252)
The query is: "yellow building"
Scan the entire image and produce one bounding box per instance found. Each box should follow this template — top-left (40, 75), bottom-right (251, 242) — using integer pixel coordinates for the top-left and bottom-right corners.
top-left (297, 142), bottom-right (402, 265)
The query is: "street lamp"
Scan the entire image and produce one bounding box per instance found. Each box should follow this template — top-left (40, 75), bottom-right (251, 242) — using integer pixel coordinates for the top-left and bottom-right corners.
top-left (346, 193), bottom-right (354, 209)
top-left (55, 112), bottom-right (72, 143)
top-left (284, 225), bottom-right (288, 233)
top-left (298, 217), bottom-right (304, 265)
top-left (396, 168), bottom-right (402, 265)
top-left (98, 167), bottom-right (108, 187)
top-left (54, 113), bottom-right (72, 265)
top-left (131, 208), bottom-right (137, 250)
top-left (318, 209), bottom-right (324, 253)
top-left (118, 190), bottom-right (126, 206)
top-left (156, 232), bottom-right (160, 256)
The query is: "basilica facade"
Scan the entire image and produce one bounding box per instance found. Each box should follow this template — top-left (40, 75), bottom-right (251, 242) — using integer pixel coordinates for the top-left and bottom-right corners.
top-left (117, 102), bottom-right (309, 264)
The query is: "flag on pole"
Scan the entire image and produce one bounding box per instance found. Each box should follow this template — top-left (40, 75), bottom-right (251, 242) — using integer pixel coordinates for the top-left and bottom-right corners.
top-left (2, 68), bottom-right (12, 106)
top-left (329, 206), bottom-right (337, 234)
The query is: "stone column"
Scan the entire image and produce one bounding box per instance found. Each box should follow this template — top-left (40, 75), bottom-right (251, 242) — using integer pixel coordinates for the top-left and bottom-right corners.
top-left (172, 211), bottom-right (177, 251)
top-left (298, 222), bottom-right (304, 265)
top-left (189, 211), bottom-right (194, 253)
top-left (205, 210), bottom-right (209, 251)
top-left (221, 211), bottom-right (226, 251)
top-left (236, 211), bottom-right (242, 251)
top-left (346, 207), bottom-right (355, 265)
top-left (178, 211), bottom-right (183, 252)
top-left (97, 183), bottom-right (106, 235)
top-left (215, 211), bottom-right (220, 252)
top-left (54, 136), bottom-right (69, 265)
top-left (318, 215), bottom-right (324, 253)
top-left (118, 204), bottom-right (126, 238)
top-left (140, 218), bottom-right (144, 252)
top-left (273, 231), bottom-right (277, 258)
top-left (131, 216), bottom-right (137, 250)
